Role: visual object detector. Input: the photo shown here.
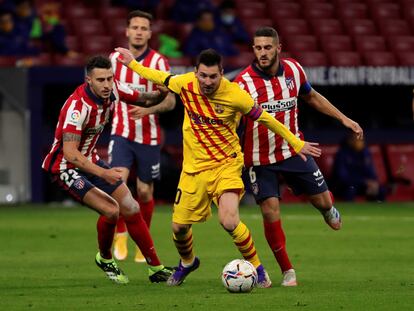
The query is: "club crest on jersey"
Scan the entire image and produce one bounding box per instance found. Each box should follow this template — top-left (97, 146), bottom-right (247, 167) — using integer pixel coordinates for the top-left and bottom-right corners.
top-left (214, 104), bottom-right (224, 114)
top-left (251, 182), bottom-right (259, 195)
top-left (74, 179), bottom-right (85, 190)
top-left (285, 77), bottom-right (295, 90)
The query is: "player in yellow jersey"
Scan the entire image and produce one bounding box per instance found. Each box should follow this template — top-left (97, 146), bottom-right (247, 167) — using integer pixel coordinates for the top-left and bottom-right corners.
top-left (116, 47), bottom-right (321, 287)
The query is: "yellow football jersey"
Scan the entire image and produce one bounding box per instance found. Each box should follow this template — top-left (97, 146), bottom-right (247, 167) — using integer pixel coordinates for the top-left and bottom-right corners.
top-left (128, 60), bottom-right (305, 173)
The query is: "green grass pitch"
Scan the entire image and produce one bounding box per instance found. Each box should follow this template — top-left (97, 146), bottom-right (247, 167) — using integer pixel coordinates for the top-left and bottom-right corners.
top-left (0, 202), bottom-right (413, 311)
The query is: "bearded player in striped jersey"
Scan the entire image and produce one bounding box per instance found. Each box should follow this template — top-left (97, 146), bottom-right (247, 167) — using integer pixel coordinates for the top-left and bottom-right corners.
top-left (42, 56), bottom-right (173, 284)
top-left (234, 27), bottom-right (363, 287)
top-left (116, 46), bottom-right (322, 287)
top-left (109, 10), bottom-right (176, 263)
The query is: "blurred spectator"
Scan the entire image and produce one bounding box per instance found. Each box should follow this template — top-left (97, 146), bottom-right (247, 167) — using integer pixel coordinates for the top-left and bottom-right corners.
top-left (170, 0), bottom-right (215, 23)
top-left (331, 134), bottom-right (386, 202)
top-left (183, 9), bottom-right (239, 57)
top-left (216, 0), bottom-right (249, 44)
top-left (13, 0), bottom-right (76, 56)
top-left (0, 7), bottom-right (38, 55)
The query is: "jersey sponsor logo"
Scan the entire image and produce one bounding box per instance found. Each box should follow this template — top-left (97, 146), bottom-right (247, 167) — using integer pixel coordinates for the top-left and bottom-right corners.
top-left (285, 76), bottom-right (295, 90)
top-left (188, 111), bottom-right (224, 125)
top-left (214, 104), bottom-right (224, 114)
top-left (261, 97), bottom-right (297, 112)
top-left (126, 83), bottom-right (146, 92)
top-left (84, 124), bottom-right (105, 135)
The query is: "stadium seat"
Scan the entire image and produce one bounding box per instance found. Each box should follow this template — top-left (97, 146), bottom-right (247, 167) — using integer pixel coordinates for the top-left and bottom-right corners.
top-left (0, 56), bottom-right (17, 67)
top-left (293, 51), bottom-right (328, 67)
top-left (53, 54), bottom-right (85, 66)
top-left (320, 35), bottom-right (353, 53)
top-left (99, 7), bottom-right (128, 20)
top-left (284, 35), bottom-right (318, 53)
top-left (151, 20), bottom-right (178, 37)
top-left (344, 19), bottom-right (377, 36)
top-left (64, 6), bottom-right (96, 19)
top-left (337, 3), bottom-right (369, 20)
top-left (387, 36), bottom-right (414, 53)
top-left (371, 3), bottom-right (402, 20)
top-left (81, 36), bottom-right (113, 56)
top-left (244, 19), bottom-right (273, 38)
top-left (72, 19), bottom-right (106, 37)
top-left (384, 144), bottom-right (414, 201)
top-left (236, 3), bottom-right (267, 20)
top-left (225, 55), bottom-right (253, 70)
top-left (268, 3), bottom-right (301, 20)
top-left (106, 18), bottom-right (126, 38)
top-left (368, 144), bottom-right (387, 185)
top-left (279, 51), bottom-right (293, 59)
top-left (314, 144), bottom-right (339, 180)
top-left (363, 51), bottom-right (397, 66)
top-left (329, 51), bottom-right (362, 66)
top-left (31, 53), bottom-right (52, 66)
top-left (168, 57), bottom-right (193, 67)
top-left (304, 3), bottom-right (335, 19)
top-left (310, 19), bottom-right (344, 36)
top-left (396, 51), bottom-right (414, 66)
top-left (402, 0), bottom-right (414, 20)
top-left (113, 37), bottom-right (128, 49)
top-left (354, 36), bottom-right (387, 54)
top-left (176, 23), bottom-right (193, 45)
top-left (65, 35), bottom-right (81, 52)
top-left (378, 20), bottom-right (411, 37)
top-left (275, 19), bottom-right (311, 36)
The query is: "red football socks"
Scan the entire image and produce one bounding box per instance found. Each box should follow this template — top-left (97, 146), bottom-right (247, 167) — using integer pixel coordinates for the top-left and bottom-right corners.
top-left (264, 219), bottom-right (293, 273)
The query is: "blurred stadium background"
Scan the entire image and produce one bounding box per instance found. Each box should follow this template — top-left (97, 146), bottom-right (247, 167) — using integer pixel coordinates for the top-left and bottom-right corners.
top-left (1, 0), bottom-right (414, 205)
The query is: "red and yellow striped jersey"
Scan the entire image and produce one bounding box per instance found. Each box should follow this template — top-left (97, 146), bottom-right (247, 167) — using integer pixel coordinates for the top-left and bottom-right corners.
top-left (127, 60), bottom-right (305, 173)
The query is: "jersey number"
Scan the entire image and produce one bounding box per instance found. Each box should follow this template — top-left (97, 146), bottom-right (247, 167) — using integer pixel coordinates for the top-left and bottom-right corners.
top-left (60, 169), bottom-right (81, 187)
top-left (174, 188), bottom-right (182, 205)
top-left (248, 167), bottom-right (257, 184)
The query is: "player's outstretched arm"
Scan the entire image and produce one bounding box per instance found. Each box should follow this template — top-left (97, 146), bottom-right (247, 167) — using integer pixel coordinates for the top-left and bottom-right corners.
top-left (62, 133), bottom-right (122, 185)
top-left (301, 89), bottom-right (364, 139)
top-left (115, 47), bottom-right (171, 86)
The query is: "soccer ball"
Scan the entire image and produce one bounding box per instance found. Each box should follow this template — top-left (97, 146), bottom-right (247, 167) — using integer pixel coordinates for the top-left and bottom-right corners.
top-left (221, 259), bottom-right (257, 293)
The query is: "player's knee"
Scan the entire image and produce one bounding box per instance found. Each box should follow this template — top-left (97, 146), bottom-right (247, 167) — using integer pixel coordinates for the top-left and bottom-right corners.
top-left (260, 198), bottom-right (281, 222)
top-left (101, 198), bottom-right (119, 221)
top-left (172, 223), bottom-right (190, 235)
top-left (119, 192), bottom-right (139, 217)
top-left (220, 219), bottom-right (238, 232)
top-left (137, 184), bottom-right (152, 202)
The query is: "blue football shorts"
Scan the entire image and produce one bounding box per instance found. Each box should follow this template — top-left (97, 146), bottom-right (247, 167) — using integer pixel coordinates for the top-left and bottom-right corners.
top-left (246, 155), bottom-right (329, 203)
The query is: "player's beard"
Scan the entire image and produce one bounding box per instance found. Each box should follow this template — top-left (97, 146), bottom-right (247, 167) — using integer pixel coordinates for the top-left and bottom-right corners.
top-left (131, 43), bottom-right (145, 50)
top-left (258, 53), bottom-right (278, 71)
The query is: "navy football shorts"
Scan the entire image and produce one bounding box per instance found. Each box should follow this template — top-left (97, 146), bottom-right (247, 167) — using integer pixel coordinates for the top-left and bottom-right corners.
top-left (247, 155), bottom-right (329, 203)
top-left (51, 160), bottom-right (123, 202)
top-left (108, 135), bottom-right (161, 183)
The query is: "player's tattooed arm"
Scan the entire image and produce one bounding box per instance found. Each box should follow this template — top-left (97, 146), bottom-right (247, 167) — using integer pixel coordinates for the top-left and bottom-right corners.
top-left (62, 133), bottom-right (81, 142)
top-left (136, 85), bottom-right (170, 107)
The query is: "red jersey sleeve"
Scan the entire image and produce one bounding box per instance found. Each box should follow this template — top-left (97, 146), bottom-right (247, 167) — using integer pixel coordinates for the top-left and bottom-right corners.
top-left (61, 98), bottom-right (88, 135)
top-left (116, 80), bottom-right (140, 103)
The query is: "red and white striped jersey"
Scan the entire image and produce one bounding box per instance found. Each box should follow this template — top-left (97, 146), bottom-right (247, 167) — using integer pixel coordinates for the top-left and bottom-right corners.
top-left (234, 58), bottom-right (312, 167)
top-left (42, 81), bottom-right (139, 174)
top-left (110, 48), bottom-right (170, 145)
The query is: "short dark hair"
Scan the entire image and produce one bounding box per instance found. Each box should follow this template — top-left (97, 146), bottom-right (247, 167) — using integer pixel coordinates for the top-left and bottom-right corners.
top-left (254, 27), bottom-right (279, 40)
top-left (127, 10), bottom-right (153, 26)
top-left (196, 49), bottom-right (223, 70)
top-left (86, 55), bottom-right (111, 74)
